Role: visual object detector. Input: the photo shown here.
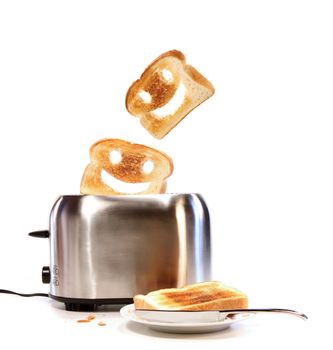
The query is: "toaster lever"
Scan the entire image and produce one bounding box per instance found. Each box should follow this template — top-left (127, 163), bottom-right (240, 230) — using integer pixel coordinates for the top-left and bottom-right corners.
top-left (28, 230), bottom-right (49, 238)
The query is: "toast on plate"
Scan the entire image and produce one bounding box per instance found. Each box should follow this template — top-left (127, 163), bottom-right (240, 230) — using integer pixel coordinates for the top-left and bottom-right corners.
top-left (134, 281), bottom-right (248, 310)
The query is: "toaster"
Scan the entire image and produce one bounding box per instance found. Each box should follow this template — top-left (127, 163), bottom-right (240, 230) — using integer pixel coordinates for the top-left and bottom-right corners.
top-left (30, 193), bottom-right (211, 311)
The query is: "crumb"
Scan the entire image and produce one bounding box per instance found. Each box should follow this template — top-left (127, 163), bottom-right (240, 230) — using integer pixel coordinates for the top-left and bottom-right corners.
top-left (77, 319), bottom-right (90, 323)
top-left (77, 314), bottom-right (96, 323)
top-left (98, 321), bottom-right (106, 326)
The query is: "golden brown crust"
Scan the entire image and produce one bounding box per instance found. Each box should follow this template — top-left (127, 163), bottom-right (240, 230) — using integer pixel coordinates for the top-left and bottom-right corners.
top-left (184, 65), bottom-right (215, 93)
top-left (134, 281), bottom-right (248, 311)
top-left (133, 295), bottom-right (146, 309)
top-left (125, 50), bottom-right (214, 139)
top-left (80, 138), bottom-right (173, 195)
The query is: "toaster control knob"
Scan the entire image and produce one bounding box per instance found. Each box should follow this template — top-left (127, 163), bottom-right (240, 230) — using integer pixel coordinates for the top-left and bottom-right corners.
top-left (42, 266), bottom-right (50, 284)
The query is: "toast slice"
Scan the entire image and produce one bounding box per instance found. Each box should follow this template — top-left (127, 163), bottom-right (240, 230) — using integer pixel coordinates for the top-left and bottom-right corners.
top-left (134, 281), bottom-right (248, 311)
top-left (126, 50), bottom-right (215, 139)
top-left (80, 138), bottom-right (173, 195)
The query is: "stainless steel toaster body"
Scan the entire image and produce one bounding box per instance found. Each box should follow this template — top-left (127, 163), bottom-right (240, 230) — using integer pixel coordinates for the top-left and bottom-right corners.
top-left (38, 194), bottom-right (211, 310)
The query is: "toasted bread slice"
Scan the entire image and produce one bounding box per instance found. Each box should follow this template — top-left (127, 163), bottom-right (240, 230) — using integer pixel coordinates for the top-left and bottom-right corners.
top-left (80, 138), bottom-right (173, 195)
top-left (126, 50), bottom-right (215, 139)
top-left (134, 281), bottom-right (248, 311)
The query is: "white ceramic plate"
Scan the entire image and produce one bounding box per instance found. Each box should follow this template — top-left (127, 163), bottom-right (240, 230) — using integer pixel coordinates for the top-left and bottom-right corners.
top-left (120, 304), bottom-right (252, 334)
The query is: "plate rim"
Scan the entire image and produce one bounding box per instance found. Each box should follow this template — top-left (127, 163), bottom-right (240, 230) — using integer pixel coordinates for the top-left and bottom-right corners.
top-left (120, 304), bottom-right (252, 328)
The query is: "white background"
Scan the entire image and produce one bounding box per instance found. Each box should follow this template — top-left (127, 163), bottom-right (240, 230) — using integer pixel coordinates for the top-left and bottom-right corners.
top-left (0, 0), bottom-right (332, 349)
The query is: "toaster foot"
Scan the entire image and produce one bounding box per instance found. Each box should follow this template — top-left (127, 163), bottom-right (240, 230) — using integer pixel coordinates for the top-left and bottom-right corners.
top-left (65, 303), bottom-right (97, 312)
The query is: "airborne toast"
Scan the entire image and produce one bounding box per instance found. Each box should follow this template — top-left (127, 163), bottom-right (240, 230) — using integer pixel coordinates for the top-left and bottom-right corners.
top-left (126, 50), bottom-right (215, 139)
top-left (80, 51), bottom-right (214, 194)
top-left (80, 138), bottom-right (173, 195)
top-left (134, 281), bottom-right (248, 311)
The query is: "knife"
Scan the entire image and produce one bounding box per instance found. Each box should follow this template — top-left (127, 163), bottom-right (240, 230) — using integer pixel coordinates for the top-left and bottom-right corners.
top-left (135, 308), bottom-right (308, 323)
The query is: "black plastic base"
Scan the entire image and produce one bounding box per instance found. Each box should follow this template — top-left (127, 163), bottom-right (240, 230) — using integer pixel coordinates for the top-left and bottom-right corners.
top-left (49, 294), bottom-right (133, 312)
top-left (65, 303), bottom-right (98, 312)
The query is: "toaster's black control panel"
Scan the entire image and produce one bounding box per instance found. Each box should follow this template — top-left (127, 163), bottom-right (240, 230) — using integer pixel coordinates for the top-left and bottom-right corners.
top-left (42, 266), bottom-right (50, 284)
